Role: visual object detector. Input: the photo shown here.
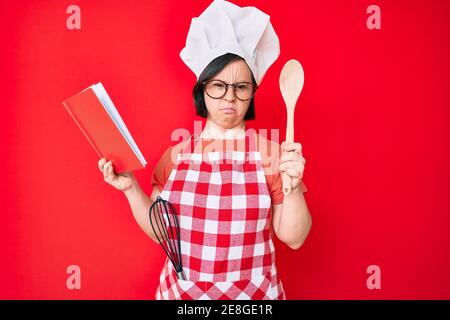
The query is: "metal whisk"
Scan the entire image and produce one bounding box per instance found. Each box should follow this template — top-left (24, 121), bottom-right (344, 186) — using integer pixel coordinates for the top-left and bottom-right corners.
top-left (149, 196), bottom-right (185, 280)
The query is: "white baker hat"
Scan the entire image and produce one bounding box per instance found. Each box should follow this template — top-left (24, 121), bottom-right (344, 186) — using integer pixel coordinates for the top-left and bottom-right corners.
top-left (180, 0), bottom-right (280, 85)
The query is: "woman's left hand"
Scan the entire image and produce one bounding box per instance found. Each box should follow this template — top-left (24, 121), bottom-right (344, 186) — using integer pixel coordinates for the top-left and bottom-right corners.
top-left (279, 141), bottom-right (306, 191)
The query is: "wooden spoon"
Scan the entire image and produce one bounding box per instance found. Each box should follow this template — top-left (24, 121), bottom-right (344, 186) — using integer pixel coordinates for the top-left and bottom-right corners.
top-left (279, 59), bottom-right (305, 195)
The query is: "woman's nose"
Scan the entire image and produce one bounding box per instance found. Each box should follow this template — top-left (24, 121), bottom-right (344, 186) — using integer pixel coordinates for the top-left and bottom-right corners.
top-left (224, 85), bottom-right (237, 102)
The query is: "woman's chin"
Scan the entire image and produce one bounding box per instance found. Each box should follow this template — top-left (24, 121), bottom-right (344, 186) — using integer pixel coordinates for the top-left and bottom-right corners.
top-left (218, 117), bottom-right (241, 128)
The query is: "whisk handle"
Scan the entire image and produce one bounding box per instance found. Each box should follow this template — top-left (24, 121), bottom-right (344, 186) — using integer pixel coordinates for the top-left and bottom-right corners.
top-left (176, 271), bottom-right (186, 281)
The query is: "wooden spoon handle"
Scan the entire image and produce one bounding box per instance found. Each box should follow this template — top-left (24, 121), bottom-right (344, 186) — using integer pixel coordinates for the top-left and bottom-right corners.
top-left (282, 108), bottom-right (295, 195)
top-left (282, 172), bottom-right (292, 195)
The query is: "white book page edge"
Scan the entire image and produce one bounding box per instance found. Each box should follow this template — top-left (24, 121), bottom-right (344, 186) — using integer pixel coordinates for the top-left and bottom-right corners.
top-left (91, 83), bottom-right (147, 165)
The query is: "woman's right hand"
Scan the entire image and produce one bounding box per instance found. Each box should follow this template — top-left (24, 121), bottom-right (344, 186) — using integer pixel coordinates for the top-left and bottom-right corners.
top-left (98, 158), bottom-right (137, 192)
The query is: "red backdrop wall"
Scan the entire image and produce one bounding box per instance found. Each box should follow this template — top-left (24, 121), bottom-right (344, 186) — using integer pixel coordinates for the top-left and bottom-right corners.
top-left (1, 0), bottom-right (449, 299)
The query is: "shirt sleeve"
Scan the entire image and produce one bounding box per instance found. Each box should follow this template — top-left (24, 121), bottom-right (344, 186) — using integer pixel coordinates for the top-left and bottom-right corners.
top-left (151, 146), bottom-right (175, 192)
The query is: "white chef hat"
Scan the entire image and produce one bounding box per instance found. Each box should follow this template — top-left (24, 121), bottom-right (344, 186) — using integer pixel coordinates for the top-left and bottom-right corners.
top-left (180, 0), bottom-right (280, 85)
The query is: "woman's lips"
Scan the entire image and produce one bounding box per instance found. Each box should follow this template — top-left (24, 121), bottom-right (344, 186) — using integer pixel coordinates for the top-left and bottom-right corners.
top-left (220, 107), bottom-right (236, 114)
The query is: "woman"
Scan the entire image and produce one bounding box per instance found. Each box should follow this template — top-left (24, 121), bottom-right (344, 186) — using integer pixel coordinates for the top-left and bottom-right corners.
top-left (98, 0), bottom-right (311, 300)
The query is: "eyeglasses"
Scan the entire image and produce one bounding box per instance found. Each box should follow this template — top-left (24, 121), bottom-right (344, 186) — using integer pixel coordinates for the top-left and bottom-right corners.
top-left (203, 79), bottom-right (257, 101)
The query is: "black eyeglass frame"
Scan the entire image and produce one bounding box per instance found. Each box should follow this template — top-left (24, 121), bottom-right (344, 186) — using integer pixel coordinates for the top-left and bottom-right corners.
top-left (202, 79), bottom-right (258, 101)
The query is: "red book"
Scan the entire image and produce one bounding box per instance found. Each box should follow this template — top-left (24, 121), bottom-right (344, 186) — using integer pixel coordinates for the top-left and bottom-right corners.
top-left (62, 83), bottom-right (147, 173)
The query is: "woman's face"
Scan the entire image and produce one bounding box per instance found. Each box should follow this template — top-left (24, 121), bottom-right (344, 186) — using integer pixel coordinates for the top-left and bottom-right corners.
top-left (204, 59), bottom-right (254, 129)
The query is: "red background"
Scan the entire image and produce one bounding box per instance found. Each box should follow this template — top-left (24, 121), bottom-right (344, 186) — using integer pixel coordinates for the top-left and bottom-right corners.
top-left (1, 0), bottom-right (449, 299)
